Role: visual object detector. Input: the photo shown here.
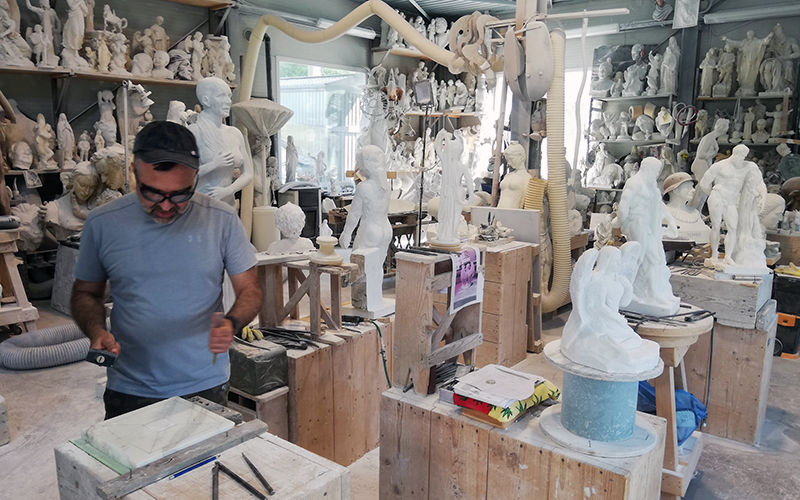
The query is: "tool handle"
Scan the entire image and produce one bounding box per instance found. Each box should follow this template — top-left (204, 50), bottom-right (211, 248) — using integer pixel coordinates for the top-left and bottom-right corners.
top-left (242, 453), bottom-right (275, 495)
top-left (218, 462), bottom-right (267, 500)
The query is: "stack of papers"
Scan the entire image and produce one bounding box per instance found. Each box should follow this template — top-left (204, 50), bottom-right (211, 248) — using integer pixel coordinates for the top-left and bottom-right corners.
top-left (453, 364), bottom-right (545, 408)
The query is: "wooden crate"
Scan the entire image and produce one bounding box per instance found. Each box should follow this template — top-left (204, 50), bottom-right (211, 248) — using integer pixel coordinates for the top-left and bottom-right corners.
top-left (0, 394), bottom-right (8, 446)
top-left (380, 388), bottom-right (666, 500)
top-left (286, 318), bottom-right (393, 466)
top-left (477, 242), bottom-right (536, 368)
top-left (669, 266), bottom-right (772, 329)
top-left (767, 233), bottom-right (800, 265)
top-left (55, 428), bottom-right (350, 500)
top-left (683, 300), bottom-right (777, 445)
top-left (227, 386), bottom-right (290, 441)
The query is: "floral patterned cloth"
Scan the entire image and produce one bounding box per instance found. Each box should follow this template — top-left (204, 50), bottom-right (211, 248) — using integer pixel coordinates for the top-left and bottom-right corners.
top-left (454, 379), bottom-right (560, 423)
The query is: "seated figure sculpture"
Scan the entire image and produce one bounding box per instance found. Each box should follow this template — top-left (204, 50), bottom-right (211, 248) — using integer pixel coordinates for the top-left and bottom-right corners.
top-left (561, 241), bottom-right (661, 374)
top-left (615, 157), bottom-right (681, 316)
top-left (266, 202), bottom-right (314, 255)
top-left (188, 77), bottom-right (253, 208)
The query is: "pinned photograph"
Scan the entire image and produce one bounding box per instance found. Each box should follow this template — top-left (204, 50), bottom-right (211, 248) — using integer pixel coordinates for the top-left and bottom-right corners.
top-left (450, 246), bottom-right (483, 312)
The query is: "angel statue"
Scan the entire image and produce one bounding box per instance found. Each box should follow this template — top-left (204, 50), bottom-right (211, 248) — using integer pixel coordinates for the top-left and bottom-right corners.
top-left (560, 241), bottom-right (661, 374)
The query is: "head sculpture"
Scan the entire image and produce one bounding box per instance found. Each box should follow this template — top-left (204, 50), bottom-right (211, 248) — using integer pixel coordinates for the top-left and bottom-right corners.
top-left (196, 77), bottom-right (231, 119)
top-left (72, 161), bottom-right (99, 203)
top-left (12, 203), bottom-right (44, 252)
top-left (503, 142), bottom-right (527, 170)
top-left (10, 142), bottom-right (33, 170)
top-left (732, 144), bottom-right (749, 163)
top-left (640, 156), bottom-right (662, 181)
top-left (760, 193), bottom-right (786, 230)
top-left (275, 202), bottom-right (305, 239)
top-left (356, 145), bottom-right (386, 179)
top-left (714, 118), bottom-right (730, 133)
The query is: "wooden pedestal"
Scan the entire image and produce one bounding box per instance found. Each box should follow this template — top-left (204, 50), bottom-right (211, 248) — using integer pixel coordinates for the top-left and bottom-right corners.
top-left (669, 266), bottom-right (772, 329)
top-left (683, 300), bottom-right (777, 445)
top-left (476, 241), bottom-right (538, 367)
top-left (767, 232), bottom-right (800, 265)
top-left (0, 230), bottom-right (37, 332)
top-left (55, 424), bottom-right (350, 500)
top-left (227, 386), bottom-right (290, 441)
top-left (379, 388), bottom-right (666, 500)
top-left (283, 318), bottom-right (392, 466)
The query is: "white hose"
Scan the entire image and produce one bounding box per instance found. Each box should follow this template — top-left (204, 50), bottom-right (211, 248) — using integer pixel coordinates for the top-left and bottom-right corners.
top-left (541, 29), bottom-right (571, 313)
top-left (572, 17), bottom-right (589, 173)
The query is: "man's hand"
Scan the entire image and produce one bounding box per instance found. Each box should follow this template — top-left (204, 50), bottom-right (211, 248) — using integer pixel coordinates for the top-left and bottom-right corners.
top-left (91, 330), bottom-right (121, 356)
top-left (209, 312), bottom-right (234, 354)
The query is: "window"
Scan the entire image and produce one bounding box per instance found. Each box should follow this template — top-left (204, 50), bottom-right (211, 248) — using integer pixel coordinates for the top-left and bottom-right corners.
top-left (277, 60), bottom-right (366, 183)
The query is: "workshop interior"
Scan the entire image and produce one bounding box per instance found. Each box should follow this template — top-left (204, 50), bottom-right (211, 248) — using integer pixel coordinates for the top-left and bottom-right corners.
top-left (1, 0), bottom-right (800, 498)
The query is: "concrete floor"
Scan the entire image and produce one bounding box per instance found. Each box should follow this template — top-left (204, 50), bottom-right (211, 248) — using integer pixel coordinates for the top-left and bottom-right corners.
top-left (2, 304), bottom-right (800, 499)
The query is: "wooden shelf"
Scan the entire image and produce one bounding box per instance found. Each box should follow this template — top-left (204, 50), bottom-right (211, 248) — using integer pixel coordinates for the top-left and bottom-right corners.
top-left (163, 0), bottom-right (232, 10)
top-left (698, 95), bottom-right (791, 101)
top-left (406, 111), bottom-right (479, 118)
top-left (6, 169), bottom-right (63, 175)
top-left (594, 93), bottom-right (675, 102)
top-left (372, 47), bottom-right (432, 61)
top-left (594, 139), bottom-right (667, 146)
top-left (0, 66), bottom-right (236, 88)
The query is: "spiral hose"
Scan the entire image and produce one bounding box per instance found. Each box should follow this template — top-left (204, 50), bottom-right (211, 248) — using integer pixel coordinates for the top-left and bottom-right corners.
top-left (0, 322), bottom-right (89, 370)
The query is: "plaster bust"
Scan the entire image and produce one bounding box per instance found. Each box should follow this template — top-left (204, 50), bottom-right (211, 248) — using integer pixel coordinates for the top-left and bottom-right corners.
top-left (44, 161), bottom-right (100, 240)
top-left (151, 50), bottom-right (172, 79)
top-left (760, 193), bottom-right (786, 231)
top-left (10, 141), bottom-right (33, 170)
top-left (266, 202), bottom-right (314, 255)
top-left (497, 142), bottom-right (531, 209)
top-left (663, 172), bottom-right (710, 244)
top-left (188, 77), bottom-right (253, 207)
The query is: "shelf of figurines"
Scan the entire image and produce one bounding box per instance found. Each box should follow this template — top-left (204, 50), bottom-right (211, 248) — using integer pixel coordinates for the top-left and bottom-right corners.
top-left (5, 169), bottom-right (62, 175)
top-left (593, 93), bottom-right (675, 103)
top-left (372, 47), bottom-right (432, 61)
top-left (592, 139), bottom-right (677, 147)
top-left (166, 0), bottom-right (233, 11)
top-left (0, 65), bottom-right (236, 89)
top-left (697, 94), bottom-right (793, 102)
top-left (405, 110), bottom-right (479, 119)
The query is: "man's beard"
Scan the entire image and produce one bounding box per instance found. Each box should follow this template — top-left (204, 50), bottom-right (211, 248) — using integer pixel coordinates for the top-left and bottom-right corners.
top-left (144, 203), bottom-right (189, 224)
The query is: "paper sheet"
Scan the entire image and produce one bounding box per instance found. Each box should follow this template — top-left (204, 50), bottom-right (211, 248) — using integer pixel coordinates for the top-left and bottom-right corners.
top-left (453, 364), bottom-right (545, 408)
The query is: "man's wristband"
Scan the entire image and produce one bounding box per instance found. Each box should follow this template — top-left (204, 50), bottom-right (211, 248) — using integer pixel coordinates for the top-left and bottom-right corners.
top-left (224, 314), bottom-right (243, 337)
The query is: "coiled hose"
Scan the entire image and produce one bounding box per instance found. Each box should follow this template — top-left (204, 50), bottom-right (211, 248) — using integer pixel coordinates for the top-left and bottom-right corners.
top-left (0, 322), bottom-right (89, 370)
top-left (540, 29), bottom-right (571, 313)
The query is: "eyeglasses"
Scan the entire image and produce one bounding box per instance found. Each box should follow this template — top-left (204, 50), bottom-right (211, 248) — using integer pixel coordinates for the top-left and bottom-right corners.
top-left (138, 180), bottom-right (196, 204)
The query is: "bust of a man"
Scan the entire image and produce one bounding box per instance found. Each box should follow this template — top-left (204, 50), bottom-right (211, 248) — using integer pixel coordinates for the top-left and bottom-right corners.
top-left (266, 202), bottom-right (315, 255)
top-left (10, 142), bottom-right (33, 170)
top-left (663, 172), bottom-right (710, 244)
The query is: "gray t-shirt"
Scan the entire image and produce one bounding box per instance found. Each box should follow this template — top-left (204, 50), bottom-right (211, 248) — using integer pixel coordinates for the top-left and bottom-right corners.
top-left (74, 192), bottom-right (257, 398)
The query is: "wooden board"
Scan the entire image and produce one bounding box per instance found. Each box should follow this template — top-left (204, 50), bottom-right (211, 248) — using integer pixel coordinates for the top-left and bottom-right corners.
top-left (287, 342), bottom-right (335, 460)
top-left (429, 406), bottom-right (491, 499)
top-left (669, 267), bottom-right (773, 329)
top-left (767, 233), bottom-right (800, 265)
top-left (0, 394), bottom-right (9, 446)
top-left (227, 386), bottom-right (289, 441)
top-left (681, 330), bottom-right (712, 405)
top-left (56, 432), bottom-right (349, 500)
top-left (703, 300), bottom-right (777, 445)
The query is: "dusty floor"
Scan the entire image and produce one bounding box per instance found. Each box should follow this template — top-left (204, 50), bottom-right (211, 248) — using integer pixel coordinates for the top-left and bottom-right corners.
top-left (2, 303), bottom-right (800, 499)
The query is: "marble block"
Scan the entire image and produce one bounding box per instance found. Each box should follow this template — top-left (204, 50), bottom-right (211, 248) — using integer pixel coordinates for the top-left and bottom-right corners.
top-left (82, 396), bottom-right (234, 469)
top-left (0, 394), bottom-right (9, 446)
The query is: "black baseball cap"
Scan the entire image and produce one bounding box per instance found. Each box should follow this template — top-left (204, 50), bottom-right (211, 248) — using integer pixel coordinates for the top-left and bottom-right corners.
top-left (133, 121), bottom-right (200, 169)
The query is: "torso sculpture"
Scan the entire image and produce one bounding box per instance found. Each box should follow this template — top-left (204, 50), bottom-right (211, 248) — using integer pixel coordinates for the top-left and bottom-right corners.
top-left (188, 77), bottom-right (253, 208)
top-left (497, 142), bottom-right (531, 209)
top-left (339, 145), bottom-right (392, 254)
top-left (692, 118), bottom-right (728, 181)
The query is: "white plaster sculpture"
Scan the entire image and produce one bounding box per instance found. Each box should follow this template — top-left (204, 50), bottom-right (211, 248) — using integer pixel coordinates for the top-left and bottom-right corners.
top-left (660, 36), bottom-right (680, 95)
top-left (695, 109), bottom-right (709, 139)
top-left (12, 202), bottom-right (43, 252)
top-left (618, 111), bottom-right (632, 139)
top-left (692, 118), bottom-right (729, 181)
top-left (28, 24), bottom-right (55, 67)
top-left (77, 131), bottom-right (91, 162)
top-left (611, 71), bottom-right (624, 98)
top-left (266, 202), bottom-right (314, 255)
top-left (655, 107), bottom-right (674, 141)
top-left (34, 113), bottom-right (56, 171)
top-left (188, 77), bottom-right (253, 207)
top-left (189, 32), bottom-right (205, 81)
top-left (766, 104), bottom-right (792, 138)
top-left (645, 52), bottom-right (662, 96)
top-left (431, 130), bottom-right (473, 248)
top-left (108, 32), bottom-right (129, 75)
top-left (150, 16), bottom-right (169, 53)
top-left (116, 85), bottom-right (153, 144)
top-left (760, 193), bottom-right (786, 231)
top-left (131, 53), bottom-right (153, 76)
top-left (699, 49), bottom-right (717, 97)
top-left (44, 161), bottom-right (99, 240)
top-left (743, 107), bottom-right (755, 141)
top-left (615, 157), bottom-right (680, 316)
top-left (0, 0), bottom-right (32, 61)
top-left (91, 144), bottom-right (125, 205)
top-left (205, 35), bottom-right (235, 83)
top-left (722, 30), bottom-right (774, 97)
top-left (713, 44), bottom-right (736, 97)
top-left (151, 51), bottom-right (172, 79)
top-left (752, 119), bottom-right (770, 144)
top-left (284, 135), bottom-right (298, 184)
top-left (9, 141), bottom-right (32, 170)
top-left (102, 5), bottom-right (126, 33)
top-left (94, 129), bottom-right (104, 151)
top-left (446, 79), bottom-right (456, 109)
top-left (730, 123), bottom-right (744, 144)
top-left (165, 100), bottom-right (193, 126)
top-left (632, 114), bottom-right (655, 141)
top-left (57, 113), bottom-right (75, 169)
top-left (432, 17), bottom-right (448, 48)
top-left (591, 58), bottom-right (614, 98)
top-left (622, 44), bottom-right (648, 97)
top-left (93, 34), bottom-right (111, 73)
top-left (437, 80), bottom-right (447, 112)
top-left (167, 40), bottom-right (192, 80)
top-left (132, 28), bottom-right (155, 58)
top-left (84, 0), bottom-right (94, 31)
top-left (560, 241), bottom-right (660, 373)
top-left (453, 80), bottom-right (468, 110)
top-left (25, 0), bottom-right (59, 66)
top-left (663, 172), bottom-right (710, 244)
top-left (61, 0), bottom-right (89, 69)
top-left (760, 56), bottom-right (784, 96)
top-left (339, 145), bottom-right (392, 312)
top-left (698, 144), bottom-right (768, 270)
top-left (412, 61), bottom-right (428, 82)
top-left (767, 23), bottom-right (800, 92)
top-left (497, 142), bottom-right (531, 209)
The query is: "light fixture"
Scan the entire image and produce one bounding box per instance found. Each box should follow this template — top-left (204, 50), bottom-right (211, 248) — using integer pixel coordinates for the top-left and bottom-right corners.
top-left (564, 23), bottom-right (620, 39)
top-left (316, 19), bottom-right (377, 40)
top-left (703, 3), bottom-right (800, 24)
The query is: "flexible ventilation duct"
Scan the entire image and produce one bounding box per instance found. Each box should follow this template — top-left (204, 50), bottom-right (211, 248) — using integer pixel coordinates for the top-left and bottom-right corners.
top-left (0, 322), bottom-right (89, 370)
top-left (540, 29), bottom-right (571, 313)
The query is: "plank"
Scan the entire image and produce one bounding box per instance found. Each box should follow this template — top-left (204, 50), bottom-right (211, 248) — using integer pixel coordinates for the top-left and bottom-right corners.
top-left (427, 332), bottom-right (483, 366)
top-left (682, 328), bottom-right (712, 405)
top-left (332, 331), bottom-right (367, 466)
top-left (97, 420), bottom-right (268, 499)
top-left (287, 343), bottom-right (335, 460)
top-left (227, 387), bottom-right (289, 441)
top-left (394, 256), bottom-right (436, 393)
top-left (258, 265), bottom-right (283, 328)
top-left (287, 268), bottom-right (304, 319)
top-left (379, 390), bottom-right (432, 500)
top-left (279, 275), bottom-right (312, 324)
top-left (654, 366), bottom-right (679, 471)
top-left (309, 264), bottom-right (322, 337)
top-left (429, 405), bottom-right (490, 500)
top-left (55, 443), bottom-right (155, 500)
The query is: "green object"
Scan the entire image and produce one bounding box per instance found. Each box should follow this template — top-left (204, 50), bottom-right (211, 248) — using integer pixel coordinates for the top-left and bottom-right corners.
top-left (71, 438), bottom-right (131, 475)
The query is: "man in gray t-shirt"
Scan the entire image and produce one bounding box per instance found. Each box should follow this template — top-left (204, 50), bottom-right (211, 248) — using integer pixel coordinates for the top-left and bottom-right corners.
top-left (72, 121), bottom-right (262, 419)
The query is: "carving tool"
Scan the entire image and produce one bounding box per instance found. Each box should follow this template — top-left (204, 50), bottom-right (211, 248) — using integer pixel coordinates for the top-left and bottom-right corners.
top-left (85, 348), bottom-right (117, 367)
top-left (212, 462), bottom-right (220, 500)
top-left (169, 454), bottom-right (218, 480)
top-left (218, 461), bottom-right (268, 499)
top-left (242, 453), bottom-right (275, 495)
top-left (211, 312), bottom-right (224, 365)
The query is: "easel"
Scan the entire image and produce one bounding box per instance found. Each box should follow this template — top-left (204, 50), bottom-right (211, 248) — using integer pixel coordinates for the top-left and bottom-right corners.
top-left (0, 229), bottom-right (37, 332)
top-left (634, 305), bottom-right (714, 500)
top-left (256, 253), bottom-right (357, 338)
top-left (393, 250), bottom-right (484, 394)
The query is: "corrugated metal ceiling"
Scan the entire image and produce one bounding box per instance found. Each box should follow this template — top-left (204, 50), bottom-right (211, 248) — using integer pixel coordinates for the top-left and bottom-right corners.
top-left (381, 0), bottom-right (517, 18)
